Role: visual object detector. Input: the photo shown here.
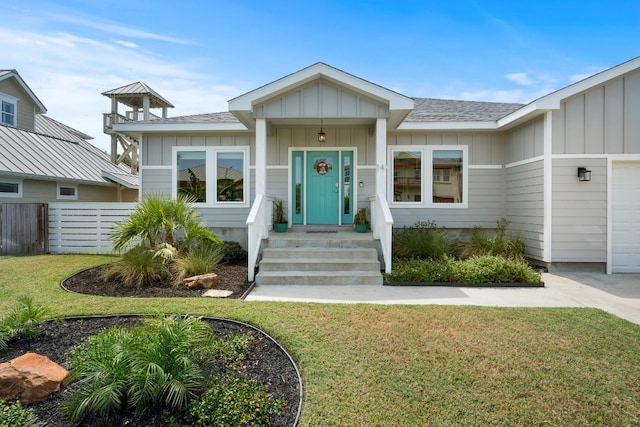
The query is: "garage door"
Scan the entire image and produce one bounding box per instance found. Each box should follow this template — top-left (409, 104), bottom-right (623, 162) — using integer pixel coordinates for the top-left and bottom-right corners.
top-left (611, 162), bottom-right (640, 272)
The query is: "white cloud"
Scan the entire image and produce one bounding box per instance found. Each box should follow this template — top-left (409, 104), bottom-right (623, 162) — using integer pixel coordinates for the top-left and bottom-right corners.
top-left (113, 39), bottom-right (139, 49)
top-left (505, 72), bottom-right (533, 86)
top-left (0, 25), bottom-right (241, 152)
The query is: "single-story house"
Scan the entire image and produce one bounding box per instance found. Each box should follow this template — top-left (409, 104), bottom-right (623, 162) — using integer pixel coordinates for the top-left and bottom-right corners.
top-left (112, 58), bottom-right (640, 275)
top-left (0, 69), bottom-right (138, 203)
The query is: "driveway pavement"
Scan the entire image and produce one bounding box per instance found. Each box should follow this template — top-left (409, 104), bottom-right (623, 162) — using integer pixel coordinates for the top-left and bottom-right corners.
top-left (245, 270), bottom-right (640, 325)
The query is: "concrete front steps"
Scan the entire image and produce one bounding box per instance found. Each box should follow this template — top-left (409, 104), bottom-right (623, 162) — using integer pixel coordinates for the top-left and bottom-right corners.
top-left (255, 228), bottom-right (383, 286)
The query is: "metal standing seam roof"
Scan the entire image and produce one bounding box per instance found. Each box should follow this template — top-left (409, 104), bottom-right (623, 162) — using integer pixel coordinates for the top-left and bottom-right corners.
top-left (0, 123), bottom-right (138, 188)
top-left (101, 81), bottom-right (175, 109)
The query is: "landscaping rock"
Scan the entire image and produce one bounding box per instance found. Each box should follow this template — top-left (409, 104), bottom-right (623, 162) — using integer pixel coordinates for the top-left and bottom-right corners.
top-left (0, 352), bottom-right (69, 404)
top-left (202, 289), bottom-right (234, 298)
top-left (183, 272), bottom-right (219, 289)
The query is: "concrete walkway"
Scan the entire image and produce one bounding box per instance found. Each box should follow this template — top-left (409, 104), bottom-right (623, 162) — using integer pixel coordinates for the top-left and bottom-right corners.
top-left (245, 269), bottom-right (640, 325)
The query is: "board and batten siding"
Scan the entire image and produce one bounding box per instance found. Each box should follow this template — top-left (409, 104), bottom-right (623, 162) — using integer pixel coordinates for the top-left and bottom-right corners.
top-left (254, 79), bottom-right (389, 120)
top-left (505, 160), bottom-right (545, 260)
top-left (552, 69), bottom-right (640, 155)
top-left (551, 158), bottom-right (607, 262)
top-left (505, 117), bottom-right (544, 163)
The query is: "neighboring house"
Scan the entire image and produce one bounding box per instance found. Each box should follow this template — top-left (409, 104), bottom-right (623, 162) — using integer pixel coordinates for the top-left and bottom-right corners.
top-left (0, 70), bottom-right (138, 203)
top-left (112, 58), bottom-right (640, 274)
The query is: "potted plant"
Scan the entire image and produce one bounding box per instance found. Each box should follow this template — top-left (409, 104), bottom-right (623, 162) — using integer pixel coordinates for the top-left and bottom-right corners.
top-left (273, 199), bottom-right (287, 232)
top-left (354, 207), bottom-right (369, 233)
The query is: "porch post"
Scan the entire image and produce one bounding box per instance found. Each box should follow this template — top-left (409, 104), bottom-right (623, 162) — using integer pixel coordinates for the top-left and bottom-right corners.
top-left (375, 117), bottom-right (387, 196)
top-left (256, 118), bottom-right (267, 195)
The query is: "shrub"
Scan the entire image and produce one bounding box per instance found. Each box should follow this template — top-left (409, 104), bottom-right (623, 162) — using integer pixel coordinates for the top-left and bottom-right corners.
top-left (172, 242), bottom-right (225, 285)
top-left (459, 218), bottom-right (525, 260)
top-left (0, 296), bottom-right (49, 352)
top-left (103, 245), bottom-right (171, 288)
top-left (63, 316), bottom-right (217, 423)
top-left (459, 255), bottom-right (541, 284)
top-left (213, 333), bottom-right (255, 365)
top-left (385, 256), bottom-right (541, 284)
top-left (188, 375), bottom-right (284, 427)
top-left (221, 241), bottom-right (248, 264)
top-left (393, 221), bottom-right (459, 261)
top-left (0, 399), bottom-right (44, 427)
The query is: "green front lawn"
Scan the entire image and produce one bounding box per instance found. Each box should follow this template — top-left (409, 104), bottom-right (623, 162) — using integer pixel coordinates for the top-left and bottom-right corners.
top-left (2, 254), bottom-right (640, 426)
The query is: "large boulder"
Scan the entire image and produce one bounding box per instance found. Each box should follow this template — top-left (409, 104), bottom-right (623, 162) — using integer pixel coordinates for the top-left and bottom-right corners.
top-left (0, 352), bottom-right (69, 405)
top-left (183, 272), bottom-right (218, 289)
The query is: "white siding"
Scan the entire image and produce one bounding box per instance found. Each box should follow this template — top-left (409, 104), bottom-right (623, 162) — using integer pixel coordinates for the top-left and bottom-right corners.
top-left (551, 158), bottom-right (607, 262)
top-left (505, 160), bottom-right (544, 260)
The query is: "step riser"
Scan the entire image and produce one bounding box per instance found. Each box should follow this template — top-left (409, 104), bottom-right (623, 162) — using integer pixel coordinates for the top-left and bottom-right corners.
top-left (256, 231), bottom-right (384, 286)
top-left (266, 239), bottom-right (380, 249)
top-left (256, 274), bottom-right (383, 286)
top-left (259, 261), bottom-right (380, 272)
top-left (262, 248), bottom-right (378, 259)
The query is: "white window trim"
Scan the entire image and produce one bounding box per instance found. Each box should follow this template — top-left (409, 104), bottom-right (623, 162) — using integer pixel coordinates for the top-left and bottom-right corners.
top-left (0, 179), bottom-right (23, 198)
top-left (57, 183), bottom-right (78, 200)
top-left (0, 93), bottom-right (18, 126)
top-left (388, 145), bottom-right (468, 209)
top-left (171, 146), bottom-right (250, 208)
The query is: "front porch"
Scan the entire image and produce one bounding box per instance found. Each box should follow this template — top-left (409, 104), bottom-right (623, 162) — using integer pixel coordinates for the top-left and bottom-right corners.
top-left (246, 194), bottom-right (393, 283)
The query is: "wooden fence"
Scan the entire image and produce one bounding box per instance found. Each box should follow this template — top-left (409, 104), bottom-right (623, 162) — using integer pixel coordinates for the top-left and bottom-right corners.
top-left (0, 203), bottom-right (49, 255)
top-left (48, 203), bottom-right (137, 253)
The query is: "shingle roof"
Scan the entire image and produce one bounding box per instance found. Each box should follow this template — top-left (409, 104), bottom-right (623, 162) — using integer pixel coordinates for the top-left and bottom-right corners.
top-left (0, 123), bottom-right (138, 188)
top-left (130, 98), bottom-right (523, 126)
top-left (140, 112), bottom-right (240, 124)
top-left (405, 98), bottom-right (524, 122)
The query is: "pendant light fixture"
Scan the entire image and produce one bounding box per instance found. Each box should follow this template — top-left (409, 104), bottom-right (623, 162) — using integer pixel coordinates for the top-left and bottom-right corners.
top-left (318, 119), bottom-right (326, 143)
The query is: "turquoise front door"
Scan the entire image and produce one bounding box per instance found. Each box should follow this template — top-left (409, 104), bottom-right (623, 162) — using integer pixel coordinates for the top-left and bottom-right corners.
top-left (306, 151), bottom-right (339, 224)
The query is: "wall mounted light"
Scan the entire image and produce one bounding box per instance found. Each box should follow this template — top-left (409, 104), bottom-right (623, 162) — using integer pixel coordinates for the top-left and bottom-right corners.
top-left (577, 167), bottom-right (592, 182)
top-left (318, 119), bottom-right (326, 143)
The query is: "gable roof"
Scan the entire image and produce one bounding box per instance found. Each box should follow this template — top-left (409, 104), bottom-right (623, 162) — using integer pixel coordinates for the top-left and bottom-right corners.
top-left (500, 55), bottom-right (640, 128)
top-left (102, 81), bottom-right (174, 109)
top-left (0, 123), bottom-right (138, 188)
top-left (0, 69), bottom-right (47, 113)
top-left (229, 62), bottom-right (415, 129)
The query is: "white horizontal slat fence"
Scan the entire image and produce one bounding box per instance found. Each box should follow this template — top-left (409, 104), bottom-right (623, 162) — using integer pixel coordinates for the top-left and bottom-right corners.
top-left (49, 203), bottom-right (137, 253)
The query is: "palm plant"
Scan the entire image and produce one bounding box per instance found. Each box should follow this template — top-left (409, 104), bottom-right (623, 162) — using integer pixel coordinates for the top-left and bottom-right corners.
top-left (110, 193), bottom-right (220, 252)
top-left (63, 316), bottom-right (217, 423)
top-left (0, 296), bottom-right (49, 351)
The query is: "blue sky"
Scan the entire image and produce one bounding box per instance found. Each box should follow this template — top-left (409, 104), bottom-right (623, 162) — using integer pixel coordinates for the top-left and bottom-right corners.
top-left (3, 1), bottom-right (639, 152)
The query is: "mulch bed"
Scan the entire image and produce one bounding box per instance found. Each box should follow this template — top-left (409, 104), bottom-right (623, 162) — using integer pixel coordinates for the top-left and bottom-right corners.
top-left (62, 262), bottom-right (252, 298)
top-left (1, 315), bottom-right (301, 426)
